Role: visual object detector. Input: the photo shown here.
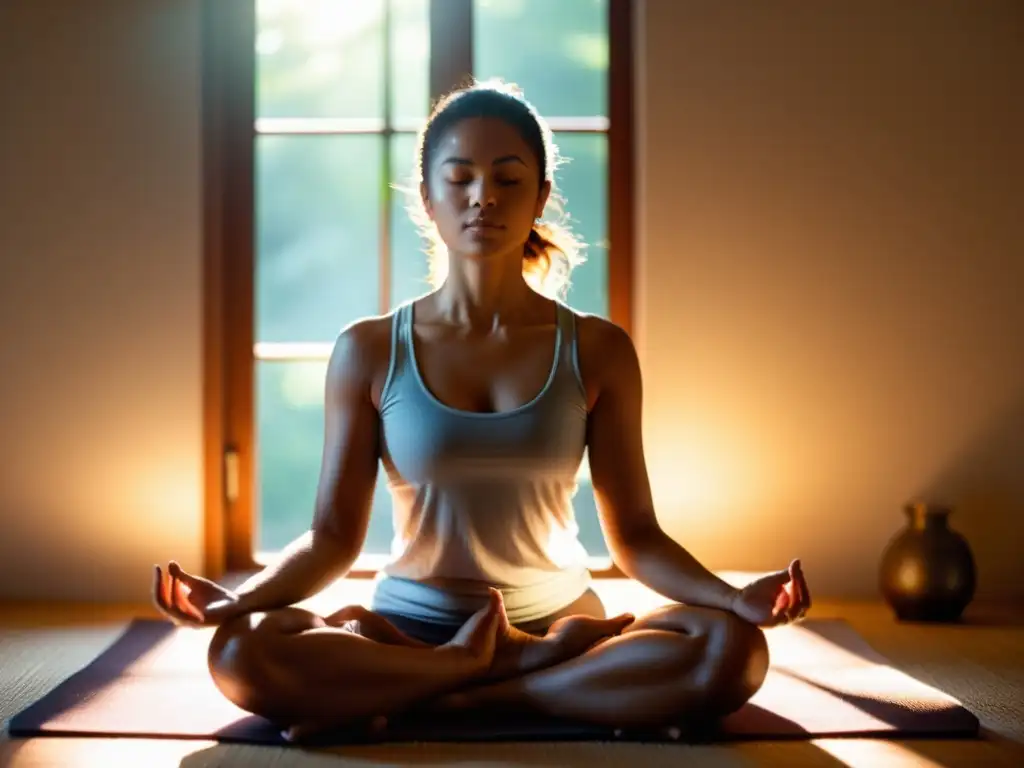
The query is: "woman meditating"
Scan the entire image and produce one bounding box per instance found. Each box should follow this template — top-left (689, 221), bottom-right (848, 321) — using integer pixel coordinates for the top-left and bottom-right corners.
top-left (153, 81), bottom-right (810, 742)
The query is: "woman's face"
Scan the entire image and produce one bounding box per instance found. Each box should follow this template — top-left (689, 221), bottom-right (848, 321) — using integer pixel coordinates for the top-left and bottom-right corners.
top-left (422, 116), bottom-right (551, 258)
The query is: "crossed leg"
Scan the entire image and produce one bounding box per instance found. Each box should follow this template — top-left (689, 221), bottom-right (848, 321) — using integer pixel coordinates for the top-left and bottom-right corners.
top-left (434, 602), bottom-right (770, 727)
top-left (207, 594), bottom-right (769, 739)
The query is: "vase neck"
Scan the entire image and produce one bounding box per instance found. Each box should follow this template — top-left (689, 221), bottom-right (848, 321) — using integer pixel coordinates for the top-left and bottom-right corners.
top-left (905, 503), bottom-right (951, 531)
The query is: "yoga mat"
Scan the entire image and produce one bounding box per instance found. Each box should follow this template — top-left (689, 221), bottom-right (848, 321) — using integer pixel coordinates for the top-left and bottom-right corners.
top-left (5, 618), bottom-right (978, 745)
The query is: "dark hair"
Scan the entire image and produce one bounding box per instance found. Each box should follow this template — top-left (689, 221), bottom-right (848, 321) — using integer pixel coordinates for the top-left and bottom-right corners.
top-left (405, 78), bottom-right (585, 299)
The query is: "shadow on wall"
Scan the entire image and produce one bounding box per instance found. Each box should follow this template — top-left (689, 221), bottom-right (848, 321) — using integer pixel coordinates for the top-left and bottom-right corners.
top-left (914, 393), bottom-right (1024, 599)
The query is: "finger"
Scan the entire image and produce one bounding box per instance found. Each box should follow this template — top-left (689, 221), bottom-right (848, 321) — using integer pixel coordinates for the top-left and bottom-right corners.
top-left (763, 568), bottom-right (791, 597)
top-left (774, 593), bottom-right (794, 626)
top-left (152, 566), bottom-right (166, 610)
top-left (172, 577), bottom-right (204, 622)
top-left (159, 567), bottom-right (173, 611)
top-left (772, 583), bottom-right (791, 617)
top-left (488, 588), bottom-right (506, 625)
top-left (788, 563), bottom-right (805, 615)
top-left (155, 573), bottom-right (192, 626)
top-left (169, 573), bottom-right (183, 620)
top-left (169, 561), bottom-right (211, 591)
top-left (795, 561), bottom-right (812, 617)
top-left (488, 588), bottom-right (509, 631)
top-left (155, 569), bottom-right (193, 626)
top-left (783, 580), bottom-right (803, 623)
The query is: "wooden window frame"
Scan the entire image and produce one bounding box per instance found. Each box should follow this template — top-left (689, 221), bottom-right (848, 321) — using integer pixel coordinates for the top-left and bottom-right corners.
top-left (202, 0), bottom-right (635, 580)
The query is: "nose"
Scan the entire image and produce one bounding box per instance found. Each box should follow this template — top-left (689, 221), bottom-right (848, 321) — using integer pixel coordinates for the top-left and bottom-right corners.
top-left (469, 177), bottom-right (497, 208)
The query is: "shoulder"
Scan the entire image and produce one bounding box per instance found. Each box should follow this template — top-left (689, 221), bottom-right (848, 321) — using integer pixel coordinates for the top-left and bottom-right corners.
top-left (326, 311), bottom-right (397, 402)
top-left (570, 309), bottom-right (642, 403)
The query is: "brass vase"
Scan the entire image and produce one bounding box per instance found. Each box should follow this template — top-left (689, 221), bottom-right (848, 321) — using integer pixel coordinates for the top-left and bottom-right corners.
top-left (879, 503), bottom-right (976, 622)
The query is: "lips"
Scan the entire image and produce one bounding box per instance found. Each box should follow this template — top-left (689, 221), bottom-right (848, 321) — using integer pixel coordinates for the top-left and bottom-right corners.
top-left (465, 219), bottom-right (503, 229)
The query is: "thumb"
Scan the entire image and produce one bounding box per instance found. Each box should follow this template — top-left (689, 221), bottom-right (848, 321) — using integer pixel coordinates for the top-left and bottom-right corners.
top-left (762, 568), bottom-right (791, 589)
top-left (489, 588), bottom-right (508, 630)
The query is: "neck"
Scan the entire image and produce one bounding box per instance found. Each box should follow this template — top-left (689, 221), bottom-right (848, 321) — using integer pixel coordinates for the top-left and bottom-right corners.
top-left (436, 248), bottom-right (532, 329)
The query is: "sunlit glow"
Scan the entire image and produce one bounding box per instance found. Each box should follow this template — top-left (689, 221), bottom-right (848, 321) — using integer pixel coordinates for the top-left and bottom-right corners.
top-left (295, 0), bottom-right (379, 46)
top-left (279, 361), bottom-right (328, 408)
top-left (393, 28), bottom-right (428, 60)
top-left (113, 461), bottom-right (201, 552)
top-left (36, 629), bottom-right (228, 735)
top-left (254, 341), bottom-right (334, 360)
top-left (118, 628), bottom-right (216, 675)
top-left (5, 739), bottom-right (214, 768)
top-left (896, 561), bottom-right (924, 591)
top-left (646, 443), bottom-right (737, 513)
top-left (565, 32), bottom-right (608, 69)
top-left (476, 0), bottom-right (526, 19)
top-left (256, 0), bottom-right (385, 75)
top-left (307, 51), bottom-right (343, 77)
top-left (813, 738), bottom-right (950, 767)
top-left (256, 28), bottom-right (284, 55)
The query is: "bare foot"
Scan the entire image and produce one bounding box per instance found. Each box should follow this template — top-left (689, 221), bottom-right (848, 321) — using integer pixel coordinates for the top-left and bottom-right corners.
top-left (282, 591), bottom-right (506, 743)
top-left (323, 605), bottom-right (431, 648)
top-left (434, 611), bottom-right (636, 711)
top-left (544, 612), bottom-right (636, 661)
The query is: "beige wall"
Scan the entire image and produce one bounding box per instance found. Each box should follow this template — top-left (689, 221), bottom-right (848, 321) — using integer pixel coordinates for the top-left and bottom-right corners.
top-left (636, 0), bottom-right (1023, 599)
top-left (0, 0), bottom-right (204, 601)
top-left (0, 0), bottom-right (1020, 602)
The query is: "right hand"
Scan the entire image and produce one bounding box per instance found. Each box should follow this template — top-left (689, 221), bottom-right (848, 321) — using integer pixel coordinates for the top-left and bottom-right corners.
top-left (443, 588), bottom-right (505, 669)
top-left (153, 561), bottom-right (243, 627)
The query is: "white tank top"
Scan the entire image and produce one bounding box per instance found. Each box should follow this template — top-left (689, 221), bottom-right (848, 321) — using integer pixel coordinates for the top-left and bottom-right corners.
top-left (370, 300), bottom-right (592, 624)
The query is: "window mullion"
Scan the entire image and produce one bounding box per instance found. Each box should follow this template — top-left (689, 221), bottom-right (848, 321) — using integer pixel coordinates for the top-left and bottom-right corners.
top-left (429, 0), bottom-right (473, 102)
top-left (608, 0), bottom-right (634, 337)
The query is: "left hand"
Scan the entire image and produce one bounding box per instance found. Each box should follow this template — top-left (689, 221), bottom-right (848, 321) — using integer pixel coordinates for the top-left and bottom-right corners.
top-left (730, 559), bottom-right (811, 627)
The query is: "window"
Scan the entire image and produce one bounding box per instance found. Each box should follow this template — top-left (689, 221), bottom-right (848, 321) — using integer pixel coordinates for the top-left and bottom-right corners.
top-left (202, 0), bottom-right (634, 578)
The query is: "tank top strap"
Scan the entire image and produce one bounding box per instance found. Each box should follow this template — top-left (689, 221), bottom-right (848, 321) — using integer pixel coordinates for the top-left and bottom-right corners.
top-left (380, 302), bottom-right (412, 410)
top-left (395, 301), bottom-right (415, 372)
top-left (554, 302), bottom-right (584, 390)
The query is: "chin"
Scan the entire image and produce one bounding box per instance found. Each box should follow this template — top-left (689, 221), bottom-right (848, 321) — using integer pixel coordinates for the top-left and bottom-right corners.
top-left (457, 233), bottom-right (516, 258)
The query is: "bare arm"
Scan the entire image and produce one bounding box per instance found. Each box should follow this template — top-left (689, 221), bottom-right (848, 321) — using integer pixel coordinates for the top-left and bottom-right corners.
top-left (232, 318), bottom-right (388, 612)
top-left (582, 318), bottom-right (740, 612)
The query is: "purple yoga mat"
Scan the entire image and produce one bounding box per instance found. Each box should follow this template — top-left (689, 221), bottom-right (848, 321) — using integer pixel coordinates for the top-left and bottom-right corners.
top-left (6, 618), bottom-right (978, 745)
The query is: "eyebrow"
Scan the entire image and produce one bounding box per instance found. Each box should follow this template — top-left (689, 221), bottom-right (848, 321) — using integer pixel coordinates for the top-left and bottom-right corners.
top-left (441, 154), bottom-right (527, 167)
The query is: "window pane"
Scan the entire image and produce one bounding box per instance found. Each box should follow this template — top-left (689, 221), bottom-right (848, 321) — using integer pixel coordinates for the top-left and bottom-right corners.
top-left (256, 135), bottom-right (382, 343)
top-left (390, 0), bottom-right (430, 123)
top-left (552, 132), bottom-right (608, 317)
top-left (256, 0), bottom-right (384, 119)
top-left (256, 360), bottom-right (395, 553)
top-left (473, 0), bottom-right (608, 117)
top-left (390, 132), bottom-right (432, 306)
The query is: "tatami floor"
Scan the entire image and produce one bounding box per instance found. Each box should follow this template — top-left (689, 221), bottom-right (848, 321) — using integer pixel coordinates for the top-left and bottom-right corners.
top-left (1, 580), bottom-right (1022, 767)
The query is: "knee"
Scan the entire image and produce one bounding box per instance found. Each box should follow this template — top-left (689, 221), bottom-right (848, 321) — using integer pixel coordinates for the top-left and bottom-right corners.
top-left (207, 607), bottom-right (323, 718)
top-left (703, 612), bottom-right (769, 715)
